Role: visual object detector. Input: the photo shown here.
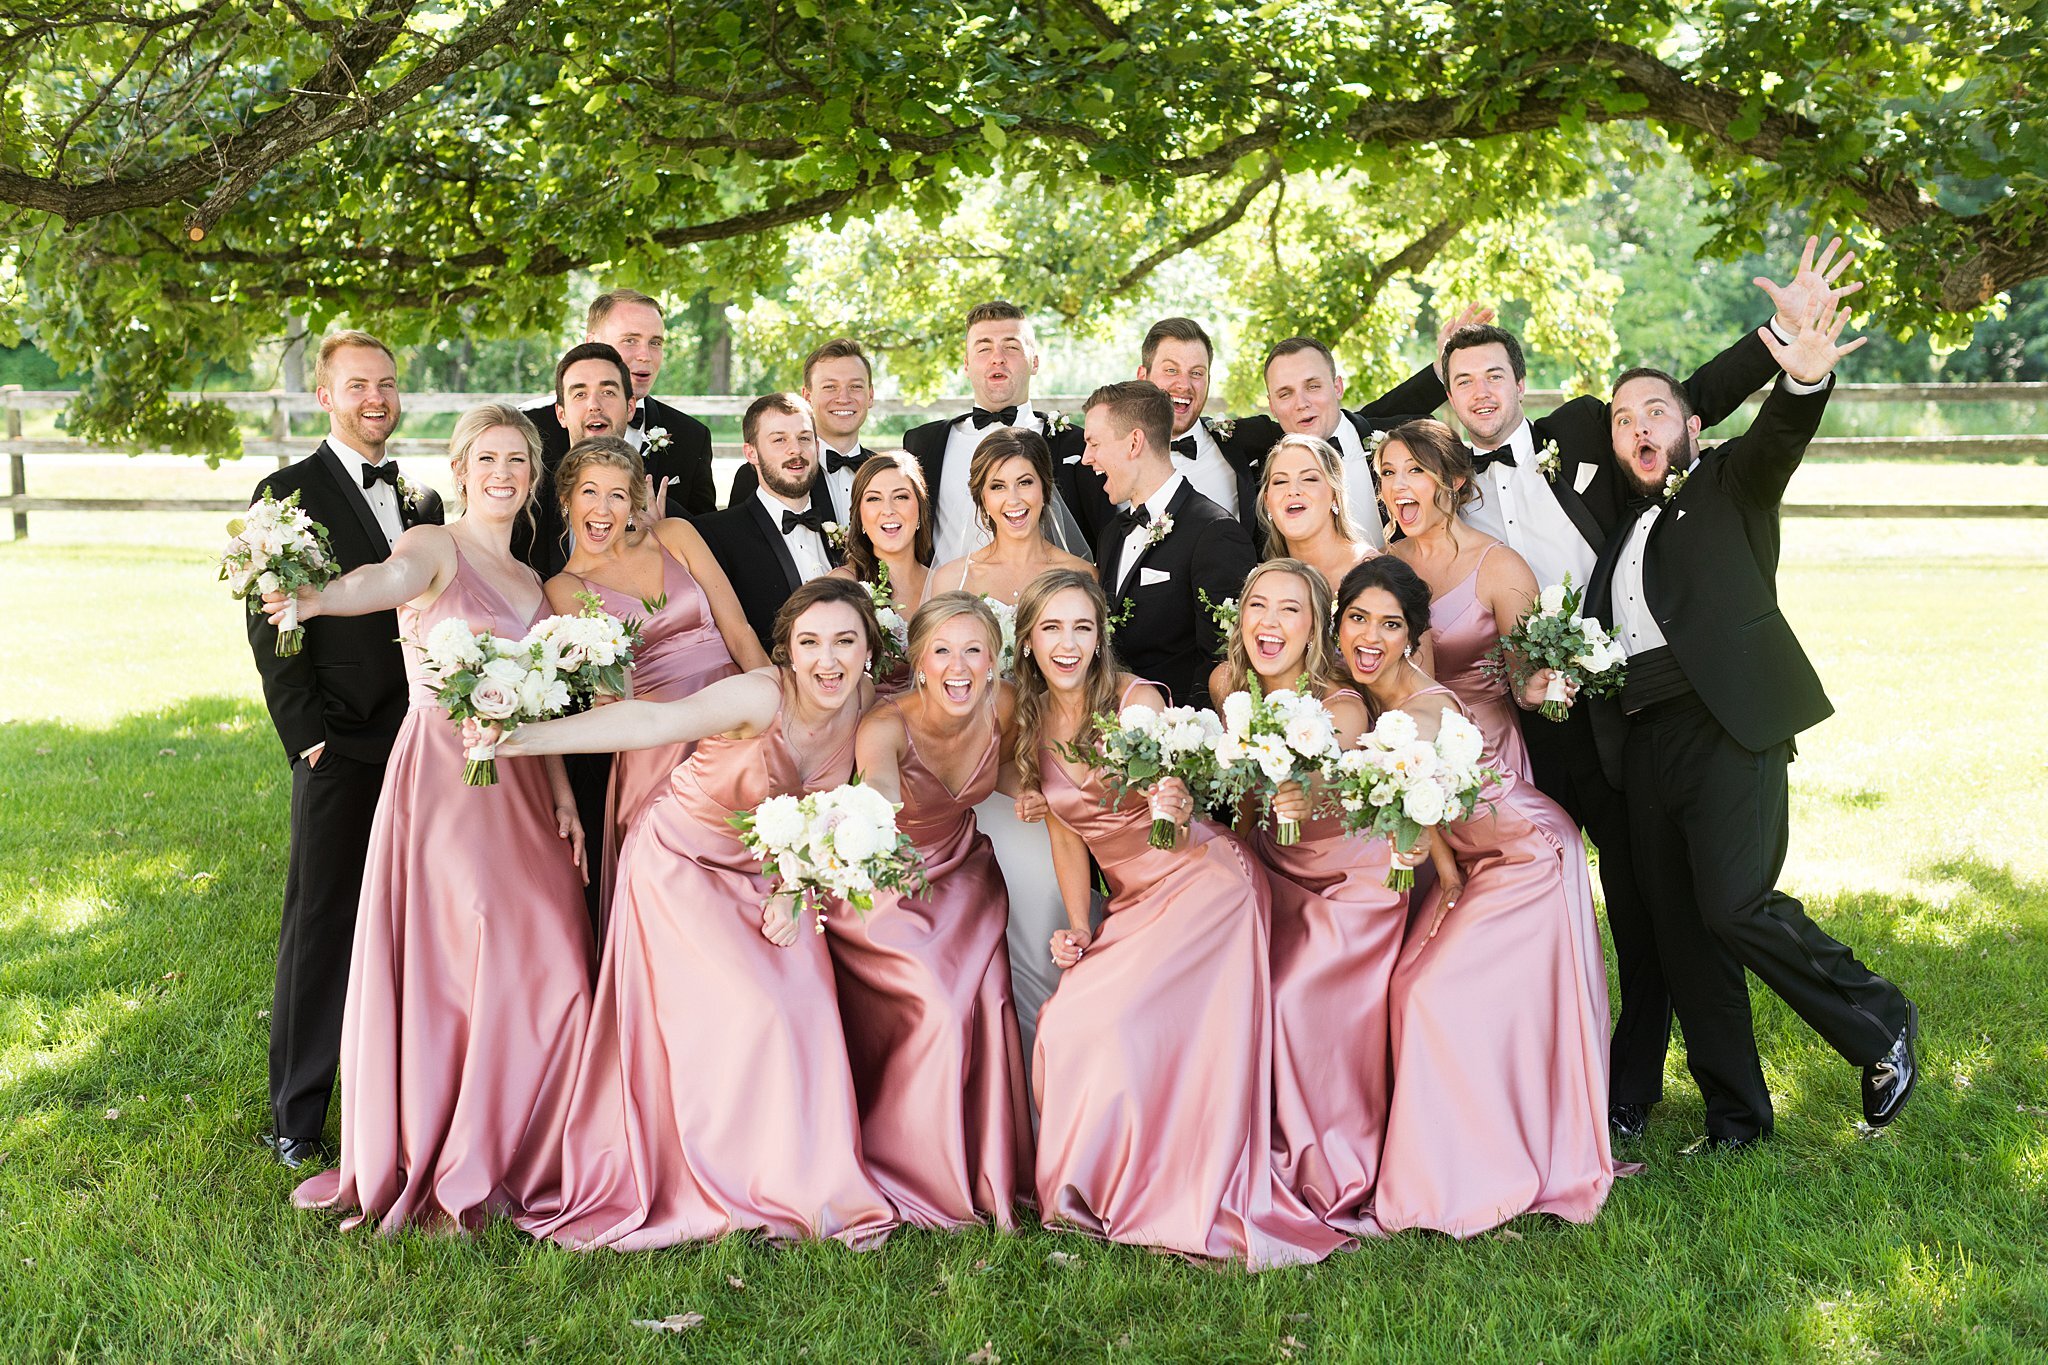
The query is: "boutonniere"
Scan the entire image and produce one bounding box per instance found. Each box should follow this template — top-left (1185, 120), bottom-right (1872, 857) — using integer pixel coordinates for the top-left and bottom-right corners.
top-left (820, 520), bottom-right (849, 551)
top-left (1140, 512), bottom-right (1174, 550)
top-left (1045, 411), bottom-right (1074, 436)
top-left (1107, 597), bottom-right (1136, 633)
top-left (1663, 468), bottom-right (1690, 503)
top-left (1364, 427), bottom-right (1390, 457)
top-left (397, 473), bottom-right (425, 510)
top-left (1207, 416), bottom-right (1236, 442)
top-left (642, 425), bottom-right (671, 455)
top-left (1199, 589), bottom-right (1238, 636)
top-left (1535, 439), bottom-right (1561, 483)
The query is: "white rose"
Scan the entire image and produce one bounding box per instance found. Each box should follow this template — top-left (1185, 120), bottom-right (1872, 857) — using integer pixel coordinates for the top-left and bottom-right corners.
top-left (830, 815), bottom-right (885, 863)
top-left (1373, 709), bottom-right (1418, 748)
top-left (1436, 712), bottom-right (1485, 770)
top-left (468, 677), bottom-right (519, 720)
top-left (1195, 709), bottom-right (1225, 741)
top-left (752, 795), bottom-right (807, 849)
top-left (1221, 691), bottom-right (1254, 734)
top-left (1284, 710), bottom-right (1336, 759)
top-left (1392, 740), bottom-right (1440, 779)
top-left (1402, 777), bottom-right (1447, 826)
top-left (1213, 732), bottom-right (1247, 768)
top-left (1117, 703), bottom-right (1159, 733)
top-left (256, 570), bottom-right (280, 596)
top-left (1538, 583), bottom-right (1568, 616)
top-left (481, 655), bottom-right (527, 686)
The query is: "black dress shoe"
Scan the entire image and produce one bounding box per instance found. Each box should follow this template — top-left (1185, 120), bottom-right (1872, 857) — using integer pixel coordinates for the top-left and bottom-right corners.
top-left (262, 1133), bottom-right (326, 1171)
top-left (1681, 1132), bottom-right (1766, 1155)
top-left (1862, 1001), bottom-right (1919, 1127)
top-left (1608, 1103), bottom-right (1651, 1143)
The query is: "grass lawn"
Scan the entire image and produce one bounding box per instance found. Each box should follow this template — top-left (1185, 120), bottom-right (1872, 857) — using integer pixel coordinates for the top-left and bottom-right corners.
top-left (1, 502), bottom-right (2046, 1362)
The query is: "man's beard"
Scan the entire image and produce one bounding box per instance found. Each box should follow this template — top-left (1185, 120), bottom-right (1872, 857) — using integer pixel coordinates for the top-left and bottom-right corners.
top-left (760, 461), bottom-right (816, 499)
top-left (1617, 433), bottom-right (1694, 496)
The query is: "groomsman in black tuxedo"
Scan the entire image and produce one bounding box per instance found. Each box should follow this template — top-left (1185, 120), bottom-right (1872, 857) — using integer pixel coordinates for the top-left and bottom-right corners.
top-left (515, 341), bottom-right (636, 575)
top-left (695, 392), bottom-right (841, 654)
top-left (1083, 380), bottom-right (1256, 709)
top-left (523, 289), bottom-right (717, 543)
top-left (245, 331), bottom-right (445, 1169)
top-left (902, 300), bottom-right (1107, 562)
top-left (1440, 237), bottom-right (1865, 1142)
top-left (1586, 296), bottom-right (1918, 1150)
top-left (727, 337), bottom-right (875, 521)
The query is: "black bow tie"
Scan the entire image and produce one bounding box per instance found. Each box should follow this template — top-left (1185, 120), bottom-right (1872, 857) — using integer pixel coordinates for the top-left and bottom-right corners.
top-left (1114, 504), bottom-right (1153, 536)
top-left (824, 446), bottom-right (868, 474)
top-left (1624, 491), bottom-right (1661, 519)
top-left (1470, 445), bottom-right (1517, 473)
top-left (627, 406), bottom-right (646, 431)
top-left (781, 508), bottom-right (826, 535)
top-left (970, 405), bottom-right (1019, 429)
top-left (1170, 434), bottom-right (1198, 461)
top-left (362, 462), bottom-right (398, 490)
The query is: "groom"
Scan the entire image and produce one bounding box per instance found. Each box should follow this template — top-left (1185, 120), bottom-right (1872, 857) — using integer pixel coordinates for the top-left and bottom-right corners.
top-left (1083, 380), bottom-right (1255, 709)
top-left (245, 331), bottom-right (444, 1169)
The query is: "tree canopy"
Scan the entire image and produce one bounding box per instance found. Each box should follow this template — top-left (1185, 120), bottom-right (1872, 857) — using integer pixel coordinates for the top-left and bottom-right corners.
top-left (2, 0), bottom-right (2042, 447)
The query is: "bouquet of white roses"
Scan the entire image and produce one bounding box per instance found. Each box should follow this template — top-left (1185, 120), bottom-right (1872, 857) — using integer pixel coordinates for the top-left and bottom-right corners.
top-left (1483, 576), bottom-right (1628, 721)
top-left (1210, 681), bottom-right (1342, 845)
top-left (527, 592), bottom-right (644, 706)
top-left (1328, 708), bottom-right (1498, 889)
top-left (418, 618), bottom-right (573, 786)
top-left (981, 596), bottom-right (1019, 679)
top-left (220, 491), bottom-right (339, 656)
top-left (729, 779), bottom-right (929, 933)
top-left (1060, 701), bottom-right (1225, 849)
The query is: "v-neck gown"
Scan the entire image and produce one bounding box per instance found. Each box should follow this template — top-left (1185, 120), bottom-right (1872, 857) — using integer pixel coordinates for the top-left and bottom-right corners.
top-left (295, 548), bottom-right (593, 1231)
top-left (824, 704), bottom-right (1032, 1229)
top-left (1031, 691), bottom-right (1349, 1269)
top-left (1428, 542), bottom-right (1533, 783)
top-left (521, 677), bottom-right (896, 1250)
top-left (576, 544), bottom-right (739, 911)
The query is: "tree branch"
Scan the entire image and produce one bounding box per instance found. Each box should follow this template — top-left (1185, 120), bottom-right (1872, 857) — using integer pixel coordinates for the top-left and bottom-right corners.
top-left (1112, 158), bottom-right (1282, 295)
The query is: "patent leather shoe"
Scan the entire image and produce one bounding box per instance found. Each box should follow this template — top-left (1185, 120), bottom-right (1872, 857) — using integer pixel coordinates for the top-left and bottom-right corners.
top-left (1608, 1103), bottom-right (1651, 1143)
top-left (1861, 1001), bottom-right (1919, 1127)
top-left (262, 1133), bottom-right (325, 1171)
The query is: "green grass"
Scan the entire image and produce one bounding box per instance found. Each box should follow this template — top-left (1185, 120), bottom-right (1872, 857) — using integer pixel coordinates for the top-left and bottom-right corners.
top-left (3, 507), bottom-right (2047, 1362)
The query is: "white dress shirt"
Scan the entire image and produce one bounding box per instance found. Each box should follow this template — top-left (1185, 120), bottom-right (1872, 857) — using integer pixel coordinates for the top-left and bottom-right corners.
top-left (1325, 419), bottom-right (1387, 551)
top-left (331, 436), bottom-right (402, 547)
top-left (817, 441), bottom-right (863, 523)
top-left (1461, 418), bottom-right (1596, 592)
top-left (934, 405), bottom-right (1043, 564)
top-left (1114, 472), bottom-right (1186, 594)
top-left (757, 486), bottom-right (832, 583)
top-left (1171, 422), bottom-right (1240, 518)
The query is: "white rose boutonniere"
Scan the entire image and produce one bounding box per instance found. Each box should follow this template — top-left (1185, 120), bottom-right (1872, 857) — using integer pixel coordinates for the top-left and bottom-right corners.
top-left (397, 473), bottom-right (426, 511)
top-left (1045, 411), bottom-right (1074, 436)
top-left (1535, 440), bottom-right (1561, 483)
top-left (1663, 468), bottom-right (1690, 503)
top-left (820, 519), bottom-right (849, 551)
top-left (1141, 512), bottom-right (1174, 551)
top-left (1365, 427), bottom-right (1391, 456)
top-left (1208, 416), bottom-right (1236, 443)
top-left (642, 425), bottom-right (671, 455)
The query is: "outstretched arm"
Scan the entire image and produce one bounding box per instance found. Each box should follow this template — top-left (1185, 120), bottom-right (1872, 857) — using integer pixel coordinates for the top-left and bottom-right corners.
top-left (1685, 234), bottom-right (1865, 428)
top-left (495, 669), bottom-right (783, 756)
top-left (264, 523), bottom-right (455, 624)
top-left (1721, 293), bottom-right (1863, 511)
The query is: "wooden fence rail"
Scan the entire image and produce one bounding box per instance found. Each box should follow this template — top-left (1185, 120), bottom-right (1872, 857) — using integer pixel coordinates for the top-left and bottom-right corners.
top-left (5, 385), bottom-right (2044, 534)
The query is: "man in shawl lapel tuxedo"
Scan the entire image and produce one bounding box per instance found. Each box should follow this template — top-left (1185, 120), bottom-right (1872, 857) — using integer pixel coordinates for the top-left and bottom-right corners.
top-left (1585, 295), bottom-right (1918, 1151)
top-left (1083, 380), bottom-right (1256, 710)
top-left (522, 290), bottom-right (718, 563)
top-left (727, 336), bottom-right (876, 523)
top-left (901, 300), bottom-right (1109, 561)
top-left (695, 392), bottom-right (842, 655)
top-left (1440, 236), bottom-right (1869, 1143)
top-left (245, 330), bottom-right (445, 1169)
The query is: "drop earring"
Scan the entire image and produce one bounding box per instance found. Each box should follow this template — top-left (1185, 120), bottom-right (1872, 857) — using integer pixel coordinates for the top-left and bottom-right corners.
top-left (915, 669), bottom-right (927, 688)
top-left (1021, 646), bottom-right (1032, 660)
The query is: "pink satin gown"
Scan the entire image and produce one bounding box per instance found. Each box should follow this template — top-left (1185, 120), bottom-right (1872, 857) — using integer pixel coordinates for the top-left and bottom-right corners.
top-left (575, 543), bottom-right (739, 910)
top-left (1253, 687), bottom-right (1406, 1237)
top-left (521, 676), bottom-right (896, 1250)
top-left (1373, 683), bottom-right (1616, 1237)
top-left (295, 547), bottom-right (593, 1232)
top-left (1428, 541), bottom-right (1532, 782)
top-left (1032, 686), bottom-right (1350, 1269)
top-left (824, 704), bottom-right (1032, 1229)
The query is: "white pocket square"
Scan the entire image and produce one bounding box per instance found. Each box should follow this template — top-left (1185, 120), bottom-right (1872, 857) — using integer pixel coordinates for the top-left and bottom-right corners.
top-left (1676, 508), bottom-right (1687, 521)
top-left (1062, 453), bottom-right (1082, 465)
top-left (1139, 567), bottom-right (1172, 588)
top-left (1572, 464), bottom-right (1596, 494)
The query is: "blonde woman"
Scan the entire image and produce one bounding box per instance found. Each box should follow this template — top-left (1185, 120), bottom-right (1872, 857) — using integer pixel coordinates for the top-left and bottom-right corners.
top-left (262, 404), bottom-right (592, 1232)
top-left (1255, 433), bottom-right (1379, 591)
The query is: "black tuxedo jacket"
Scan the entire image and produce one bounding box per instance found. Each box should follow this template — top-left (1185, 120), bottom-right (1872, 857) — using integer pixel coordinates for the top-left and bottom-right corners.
top-left (902, 409), bottom-right (1112, 549)
top-left (518, 395), bottom-right (716, 575)
top-left (1586, 378), bottom-right (1834, 777)
top-left (1216, 362), bottom-right (1449, 524)
top-left (1523, 324), bottom-right (1781, 554)
top-left (726, 447), bottom-right (866, 522)
top-left (1098, 480), bottom-right (1257, 710)
top-left (247, 443), bottom-right (446, 763)
top-left (694, 496), bottom-right (844, 655)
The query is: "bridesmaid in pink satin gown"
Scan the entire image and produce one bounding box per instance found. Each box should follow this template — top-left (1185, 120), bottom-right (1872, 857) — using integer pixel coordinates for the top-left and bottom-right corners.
top-left (545, 439), bottom-right (767, 909)
top-left (1017, 569), bottom-right (1347, 1269)
top-left (263, 404), bottom-right (593, 1232)
top-left (829, 592), bottom-right (1032, 1228)
top-left (1337, 556), bottom-right (1617, 1237)
top-left (1207, 559), bottom-right (1416, 1237)
top-left (828, 452), bottom-right (935, 699)
top-left (490, 577), bottom-right (896, 1250)
top-left (1378, 420), bottom-right (1573, 780)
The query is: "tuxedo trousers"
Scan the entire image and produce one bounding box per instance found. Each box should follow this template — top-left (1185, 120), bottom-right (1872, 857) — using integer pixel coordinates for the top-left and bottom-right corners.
top-left (1622, 695), bottom-right (1911, 1139)
top-left (1521, 704), bottom-right (1671, 1106)
top-left (271, 750), bottom-right (385, 1140)
top-left (566, 751), bottom-right (611, 931)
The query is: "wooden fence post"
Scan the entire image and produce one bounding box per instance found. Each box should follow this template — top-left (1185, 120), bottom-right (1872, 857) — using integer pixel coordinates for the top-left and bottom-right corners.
top-left (271, 393), bottom-right (290, 470)
top-left (4, 384), bottom-right (24, 541)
